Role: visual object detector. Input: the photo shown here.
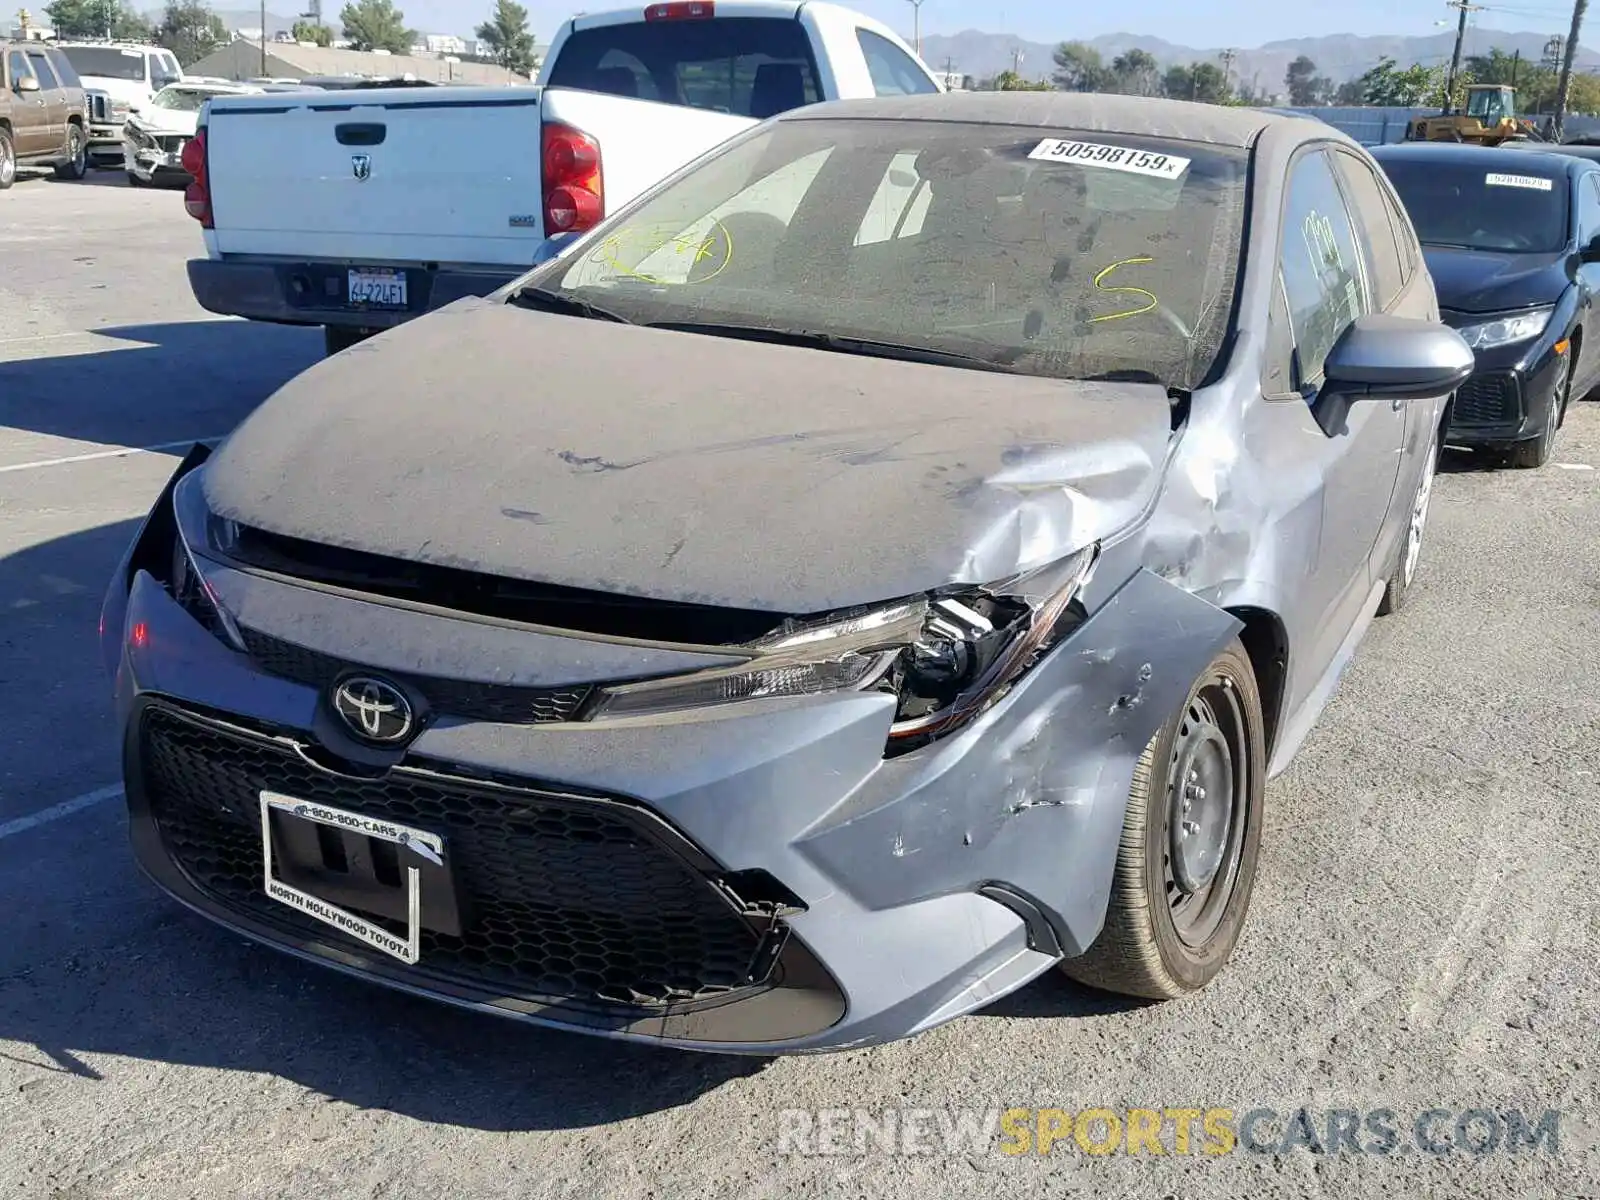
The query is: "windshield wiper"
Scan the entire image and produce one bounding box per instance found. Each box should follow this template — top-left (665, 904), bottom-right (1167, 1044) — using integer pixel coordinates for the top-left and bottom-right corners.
top-left (647, 322), bottom-right (1019, 373)
top-left (507, 286), bottom-right (631, 323)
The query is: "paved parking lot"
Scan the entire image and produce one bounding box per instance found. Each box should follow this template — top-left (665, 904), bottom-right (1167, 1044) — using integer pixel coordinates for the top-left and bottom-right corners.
top-left (2, 169), bottom-right (1598, 1199)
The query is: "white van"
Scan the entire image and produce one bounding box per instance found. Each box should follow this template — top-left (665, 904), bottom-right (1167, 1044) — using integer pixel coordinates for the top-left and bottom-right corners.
top-left (53, 41), bottom-right (183, 167)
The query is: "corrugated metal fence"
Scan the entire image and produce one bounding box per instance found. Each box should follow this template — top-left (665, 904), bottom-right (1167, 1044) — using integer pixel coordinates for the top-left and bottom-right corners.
top-left (1282, 105), bottom-right (1600, 145)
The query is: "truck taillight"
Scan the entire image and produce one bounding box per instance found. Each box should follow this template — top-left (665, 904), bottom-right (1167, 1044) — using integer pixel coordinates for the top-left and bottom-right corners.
top-left (182, 125), bottom-right (212, 229)
top-left (542, 123), bottom-right (603, 234)
top-left (645, 1), bottom-right (714, 18)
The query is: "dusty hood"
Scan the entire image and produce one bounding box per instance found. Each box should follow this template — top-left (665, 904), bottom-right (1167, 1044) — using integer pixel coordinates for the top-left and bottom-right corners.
top-left (205, 300), bottom-right (1176, 613)
top-left (82, 77), bottom-right (153, 107)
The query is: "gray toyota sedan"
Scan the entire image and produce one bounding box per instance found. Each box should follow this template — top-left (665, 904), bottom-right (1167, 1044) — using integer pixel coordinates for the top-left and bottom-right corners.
top-left (101, 93), bottom-right (1472, 1054)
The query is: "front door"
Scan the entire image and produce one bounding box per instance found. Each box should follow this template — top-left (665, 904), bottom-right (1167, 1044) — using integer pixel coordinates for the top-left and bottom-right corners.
top-left (26, 48), bottom-right (67, 154)
top-left (6, 49), bottom-right (48, 156)
top-left (1274, 147), bottom-right (1406, 698)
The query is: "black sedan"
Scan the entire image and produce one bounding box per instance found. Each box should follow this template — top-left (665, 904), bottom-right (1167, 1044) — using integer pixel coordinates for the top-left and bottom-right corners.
top-left (1371, 142), bottom-right (1597, 467)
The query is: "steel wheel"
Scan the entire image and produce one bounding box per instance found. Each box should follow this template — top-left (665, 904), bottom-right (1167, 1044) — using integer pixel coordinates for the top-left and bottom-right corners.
top-left (0, 133), bottom-right (15, 190)
top-left (1163, 684), bottom-right (1250, 948)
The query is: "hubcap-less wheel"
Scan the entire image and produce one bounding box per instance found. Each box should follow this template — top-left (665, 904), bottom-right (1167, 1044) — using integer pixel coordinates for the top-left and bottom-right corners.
top-left (71, 129), bottom-right (85, 172)
top-left (1163, 684), bottom-right (1249, 947)
top-left (1403, 430), bottom-right (1438, 587)
top-left (0, 139), bottom-right (14, 188)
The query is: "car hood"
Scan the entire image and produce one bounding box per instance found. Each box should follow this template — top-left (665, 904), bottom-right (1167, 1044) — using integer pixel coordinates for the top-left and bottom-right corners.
top-left (1422, 245), bottom-right (1572, 314)
top-left (81, 77), bottom-right (152, 106)
top-left (127, 106), bottom-right (199, 136)
top-left (203, 300), bottom-right (1177, 614)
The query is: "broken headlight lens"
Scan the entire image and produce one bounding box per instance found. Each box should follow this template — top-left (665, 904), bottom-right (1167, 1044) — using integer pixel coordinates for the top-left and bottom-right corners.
top-left (589, 546), bottom-right (1099, 749)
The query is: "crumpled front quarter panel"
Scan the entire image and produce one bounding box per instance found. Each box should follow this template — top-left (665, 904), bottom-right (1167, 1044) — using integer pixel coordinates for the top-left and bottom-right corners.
top-left (795, 568), bottom-right (1243, 954)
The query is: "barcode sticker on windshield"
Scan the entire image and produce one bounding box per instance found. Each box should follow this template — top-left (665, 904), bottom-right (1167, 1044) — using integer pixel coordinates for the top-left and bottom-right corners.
top-left (1028, 139), bottom-right (1191, 180)
top-left (1485, 172), bottom-right (1553, 191)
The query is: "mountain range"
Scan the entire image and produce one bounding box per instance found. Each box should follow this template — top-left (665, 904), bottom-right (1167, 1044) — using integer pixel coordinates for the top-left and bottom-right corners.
top-left (918, 29), bottom-right (1600, 93)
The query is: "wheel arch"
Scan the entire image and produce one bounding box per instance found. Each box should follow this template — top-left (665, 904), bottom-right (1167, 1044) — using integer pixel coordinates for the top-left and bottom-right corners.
top-left (1225, 605), bottom-right (1288, 764)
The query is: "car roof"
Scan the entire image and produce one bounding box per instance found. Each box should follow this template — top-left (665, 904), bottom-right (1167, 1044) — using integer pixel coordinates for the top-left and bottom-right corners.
top-left (1369, 140), bottom-right (1593, 177)
top-left (781, 91), bottom-right (1323, 150)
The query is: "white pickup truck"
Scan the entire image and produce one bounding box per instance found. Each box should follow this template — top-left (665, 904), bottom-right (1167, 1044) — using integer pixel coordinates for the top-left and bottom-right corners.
top-left (182, 0), bottom-right (941, 354)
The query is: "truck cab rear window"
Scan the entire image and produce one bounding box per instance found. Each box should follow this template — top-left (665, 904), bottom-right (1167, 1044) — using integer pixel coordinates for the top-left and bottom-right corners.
top-left (547, 17), bottom-right (821, 119)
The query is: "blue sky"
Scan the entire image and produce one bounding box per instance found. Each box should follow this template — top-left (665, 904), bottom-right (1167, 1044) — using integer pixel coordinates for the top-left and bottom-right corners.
top-left (391, 0), bottom-right (1578, 50)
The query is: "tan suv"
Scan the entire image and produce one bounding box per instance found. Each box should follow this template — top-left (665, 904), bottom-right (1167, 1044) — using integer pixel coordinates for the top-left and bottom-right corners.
top-left (1, 40), bottom-right (89, 189)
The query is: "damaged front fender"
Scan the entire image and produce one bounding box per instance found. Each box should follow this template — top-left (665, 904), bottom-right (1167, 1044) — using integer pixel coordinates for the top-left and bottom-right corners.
top-left (795, 568), bottom-right (1243, 957)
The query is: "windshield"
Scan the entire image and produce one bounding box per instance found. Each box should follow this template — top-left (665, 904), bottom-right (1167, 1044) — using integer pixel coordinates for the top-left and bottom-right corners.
top-left (58, 46), bottom-right (147, 81)
top-left (1378, 157), bottom-right (1569, 253)
top-left (151, 85), bottom-right (230, 111)
top-left (1467, 88), bottom-right (1512, 124)
top-left (530, 119), bottom-right (1248, 387)
top-left (544, 17), bottom-right (822, 119)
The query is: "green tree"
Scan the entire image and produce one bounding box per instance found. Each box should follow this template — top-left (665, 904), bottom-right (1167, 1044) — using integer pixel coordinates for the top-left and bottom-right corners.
top-left (292, 19), bottom-right (333, 45)
top-left (1284, 55), bottom-right (1320, 105)
top-left (474, 0), bottom-right (537, 75)
top-left (154, 0), bottom-right (228, 66)
top-left (1357, 57), bottom-right (1441, 106)
top-left (340, 0), bottom-right (415, 53)
top-left (44, 0), bottom-right (147, 39)
top-left (989, 69), bottom-right (1051, 91)
top-left (1110, 48), bottom-right (1159, 96)
top-left (1163, 60), bottom-right (1231, 103)
top-left (1051, 40), bottom-right (1109, 92)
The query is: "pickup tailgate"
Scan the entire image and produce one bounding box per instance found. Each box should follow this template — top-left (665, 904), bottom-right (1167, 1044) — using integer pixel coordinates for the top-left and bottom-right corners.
top-left (205, 87), bottom-right (548, 267)
top-left (204, 85), bottom-right (753, 268)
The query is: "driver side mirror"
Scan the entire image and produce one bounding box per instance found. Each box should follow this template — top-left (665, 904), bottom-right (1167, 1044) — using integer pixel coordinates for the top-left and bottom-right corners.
top-left (15, 75), bottom-right (40, 93)
top-left (1580, 234), bottom-right (1600, 264)
top-left (1313, 314), bottom-right (1474, 435)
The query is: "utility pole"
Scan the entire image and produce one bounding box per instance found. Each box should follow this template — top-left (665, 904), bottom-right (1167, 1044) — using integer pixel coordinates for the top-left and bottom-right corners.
top-left (260, 0), bottom-right (268, 72)
top-left (1443, 0), bottom-right (1483, 114)
top-left (1553, 0), bottom-right (1588, 140)
top-left (1011, 45), bottom-right (1024, 78)
top-left (905, 0), bottom-right (924, 57)
top-left (1511, 47), bottom-right (1521, 87)
top-left (1219, 47), bottom-right (1236, 93)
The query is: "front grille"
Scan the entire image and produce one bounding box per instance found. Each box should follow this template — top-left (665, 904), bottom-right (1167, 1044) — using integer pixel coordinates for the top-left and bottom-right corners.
top-left (1453, 373), bottom-right (1521, 426)
top-left (141, 704), bottom-right (764, 1009)
top-left (238, 626), bottom-right (592, 724)
top-left (156, 134), bottom-right (186, 154)
top-left (86, 91), bottom-right (112, 122)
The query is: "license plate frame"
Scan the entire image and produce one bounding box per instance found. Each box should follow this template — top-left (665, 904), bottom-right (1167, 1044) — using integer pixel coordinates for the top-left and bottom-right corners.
top-left (259, 791), bottom-right (447, 964)
top-left (347, 267), bottom-right (408, 309)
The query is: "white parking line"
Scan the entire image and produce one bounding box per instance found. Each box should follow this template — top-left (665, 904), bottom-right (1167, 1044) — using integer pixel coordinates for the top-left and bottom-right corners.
top-left (0, 436), bottom-right (225, 476)
top-left (0, 784), bottom-right (121, 841)
top-left (1553, 462), bottom-right (1594, 471)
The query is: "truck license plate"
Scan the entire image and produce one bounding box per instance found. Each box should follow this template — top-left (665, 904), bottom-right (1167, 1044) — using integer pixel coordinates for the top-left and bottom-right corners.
top-left (348, 268), bottom-right (407, 309)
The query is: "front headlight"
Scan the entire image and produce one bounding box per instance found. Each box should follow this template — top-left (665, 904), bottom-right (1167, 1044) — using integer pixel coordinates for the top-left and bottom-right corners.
top-left (169, 469), bottom-right (245, 650)
top-left (1456, 306), bottom-right (1553, 350)
top-left (589, 545), bottom-right (1100, 753)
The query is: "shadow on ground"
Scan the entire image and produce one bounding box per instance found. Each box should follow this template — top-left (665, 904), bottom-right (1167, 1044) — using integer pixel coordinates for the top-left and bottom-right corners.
top-left (0, 319), bottom-right (318, 453)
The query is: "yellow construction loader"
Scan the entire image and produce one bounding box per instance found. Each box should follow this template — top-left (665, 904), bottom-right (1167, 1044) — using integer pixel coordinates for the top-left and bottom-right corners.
top-left (1404, 84), bottom-right (1545, 144)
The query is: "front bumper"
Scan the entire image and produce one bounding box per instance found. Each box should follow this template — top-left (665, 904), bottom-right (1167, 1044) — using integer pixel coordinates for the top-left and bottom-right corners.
top-left (1441, 323), bottom-right (1568, 447)
top-left (87, 121), bottom-right (124, 164)
top-left (187, 258), bottom-right (522, 331)
top-left (100, 466), bottom-right (1236, 1053)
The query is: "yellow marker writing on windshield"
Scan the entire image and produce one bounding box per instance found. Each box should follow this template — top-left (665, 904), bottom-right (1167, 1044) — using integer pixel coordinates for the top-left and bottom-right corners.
top-left (1091, 256), bottom-right (1158, 323)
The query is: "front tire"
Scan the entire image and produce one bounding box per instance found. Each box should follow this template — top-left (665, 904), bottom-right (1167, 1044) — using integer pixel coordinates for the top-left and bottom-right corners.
top-left (1378, 423), bottom-right (1440, 615)
top-left (0, 129), bottom-right (15, 191)
top-left (53, 125), bottom-right (87, 180)
top-left (1060, 638), bottom-right (1266, 999)
top-left (1509, 352), bottom-right (1569, 469)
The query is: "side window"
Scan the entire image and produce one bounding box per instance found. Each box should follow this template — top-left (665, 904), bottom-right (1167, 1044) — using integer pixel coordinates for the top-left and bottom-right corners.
top-left (47, 49), bottom-right (82, 88)
top-left (1578, 173), bottom-right (1600, 245)
top-left (159, 53), bottom-right (181, 82)
top-left (1380, 182), bottom-right (1419, 282)
top-left (1279, 149), bottom-right (1372, 388)
top-left (27, 51), bottom-right (60, 89)
top-left (5, 49), bottom-right (28, 89)
top-left (1263, 272), bottom-right (1297, 396)
top-left (854, 150), bottom-right (933, 245)
top-left (856, 29), bottom-right (938, 96)
top-left (1329, 151), bottom-right (1406, 310)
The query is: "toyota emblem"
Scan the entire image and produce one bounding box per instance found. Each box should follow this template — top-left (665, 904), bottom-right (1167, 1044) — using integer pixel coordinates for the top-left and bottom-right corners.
top-left (332, 676), bottom-right (414, 744)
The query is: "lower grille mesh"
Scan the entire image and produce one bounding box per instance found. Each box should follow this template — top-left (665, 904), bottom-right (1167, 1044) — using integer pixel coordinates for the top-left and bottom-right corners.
top-left (1453, 373), bottom-right (1520, 426)
top-left (141, 705), bottom-right (761, 1009)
